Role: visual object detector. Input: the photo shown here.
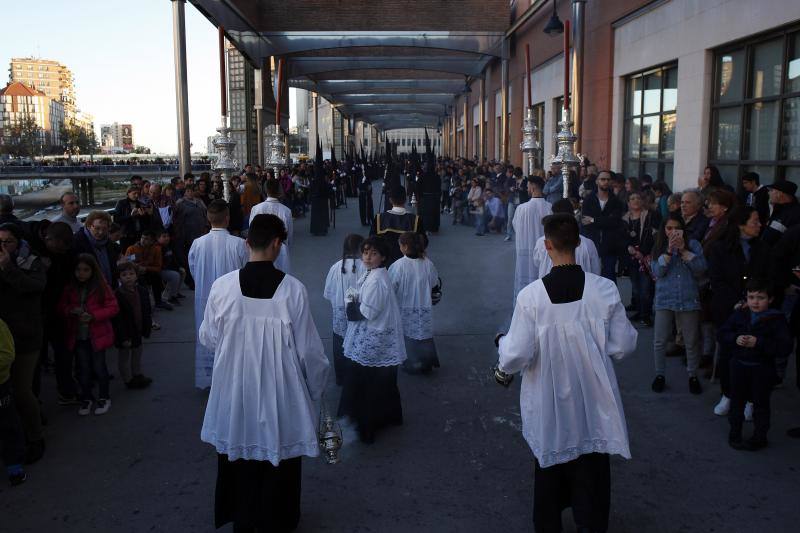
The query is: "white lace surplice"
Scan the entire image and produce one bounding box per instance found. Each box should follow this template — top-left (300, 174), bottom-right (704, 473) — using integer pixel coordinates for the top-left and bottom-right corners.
top-left (532, 235), bottom-right (602, 279)
top-left (199, 271), bottom-right (329, 466)
top-left (343, 268), bottom-right (406, 367)
top-left (498, 274), bottom-right (638, 468)
top-left (388, 256), bottom-right (439, 340)
top-left (323, 258), bottom-right (366, 336)
top-left (512, 198), bottom-right (552, 299)
top-left (188, 229), bottom-right (249, 389)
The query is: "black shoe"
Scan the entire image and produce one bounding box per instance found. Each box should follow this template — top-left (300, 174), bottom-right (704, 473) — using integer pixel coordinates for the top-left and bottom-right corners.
top-left (155, 301), bottom-right (174, 311)
top-left (57, 394), bottom-right (80, 406)
top-left (24, 439), bottom-right (45, 465)
top-left (176, 292), bottom-right (187, 299)
top-left (787, 427), bottom-right (800, 438)
top-left (8, 471), bottom-right (27, 486)
top-left (651, 375), bottom-right (665, 393)
top-left (640, 317), bottom-right (653, 328)
top-left (625, 304), bottom-right (636, 312)
top-left (729, 433), bottom-right (745, 450)
top-left (689, 376), bottom-right (702, 395)
top-left (629, 313), bottom-right (642, 321)
top-left (742, 437), bottom-right (768, 451)
top-left (167, 297), bottom-right (182, 306)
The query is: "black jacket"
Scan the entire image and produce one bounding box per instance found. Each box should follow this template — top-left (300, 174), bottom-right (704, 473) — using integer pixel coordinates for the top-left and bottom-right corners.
top-left (113, 285), bottom-right (152, 348)
top-left (113, 198), bottom-right (149, 242)
top-left (581, 193), bottom-right (625, 256)
top-left (683, 212), bottom-right (710, 244)
top-left (707, 236), bottom-right (770, 327)
top-left (761, 201), bottom-right (800, 246)
top-left (718, 308), bottom-right (792, 364)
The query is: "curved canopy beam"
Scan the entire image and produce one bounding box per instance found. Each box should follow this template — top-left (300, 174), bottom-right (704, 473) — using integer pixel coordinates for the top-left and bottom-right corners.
top-left (287, 57), bottom-right (488, 79)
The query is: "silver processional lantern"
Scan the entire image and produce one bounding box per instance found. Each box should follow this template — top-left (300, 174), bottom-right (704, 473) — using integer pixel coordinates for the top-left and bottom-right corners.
top-left (265, 124), bottom-right (288, 174)
top-left (212, 116), bottom-right (239, 203)
top-left (550, 107), bottom-right (583, 199)
top-left (519, 106), bottom-right (540, 178)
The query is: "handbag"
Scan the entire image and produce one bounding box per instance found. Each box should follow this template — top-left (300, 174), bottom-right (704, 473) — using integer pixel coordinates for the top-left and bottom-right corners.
top-left (431, 277), bottom-right (443, 305)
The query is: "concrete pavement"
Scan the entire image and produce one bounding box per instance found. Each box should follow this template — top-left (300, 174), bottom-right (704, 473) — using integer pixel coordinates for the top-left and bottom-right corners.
top-left (3, 187), bottom-right (799, 532)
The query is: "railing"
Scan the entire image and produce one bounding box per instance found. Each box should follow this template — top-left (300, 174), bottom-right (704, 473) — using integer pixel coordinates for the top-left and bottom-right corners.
top-left (0, 163), bottom-right (213, 177)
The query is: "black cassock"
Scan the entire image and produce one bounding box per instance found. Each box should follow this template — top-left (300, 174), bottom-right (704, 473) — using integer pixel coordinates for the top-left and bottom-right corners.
top-left (370, 210), bottom-right (425, 266)
top-left (358, 173), bottom-right (374, 227)
top-left (309, 178), bottom-right (331, 236)
top-left (419, 173), bottom-right (442, 233)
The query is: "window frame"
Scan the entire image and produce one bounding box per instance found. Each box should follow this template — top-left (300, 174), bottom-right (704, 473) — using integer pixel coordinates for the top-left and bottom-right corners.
top-left (708, 22), bottom-right (800, 186)
top-left (622, 62), bottom-right (678, 185)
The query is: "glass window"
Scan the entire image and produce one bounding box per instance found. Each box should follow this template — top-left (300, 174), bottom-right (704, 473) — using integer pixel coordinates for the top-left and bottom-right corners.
top-left (623, 64), bottom-right (677, 184)
top-left (789, 34), bottom-right (800, 93)
top-left (710, 28), bottom-right (800, 182)
top-left (718, 49), bottom-right (745, 104)
top-left (750, 39), bottom-right (783, 99)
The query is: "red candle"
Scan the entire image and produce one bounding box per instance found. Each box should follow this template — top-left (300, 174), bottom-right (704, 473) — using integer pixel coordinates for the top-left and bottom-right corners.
top-left (275, 58), bottom-right (284, 128)
top-left (219, 27), bottom-right (227, 117)
top-left (525, 43), bottom-right (532, 108)
top-left (564, 20), bottom-right (570, 111)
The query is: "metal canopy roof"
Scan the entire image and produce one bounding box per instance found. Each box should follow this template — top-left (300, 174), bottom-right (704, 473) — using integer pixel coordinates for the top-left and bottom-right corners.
top-left (189, 0), bottom-right (510, 130)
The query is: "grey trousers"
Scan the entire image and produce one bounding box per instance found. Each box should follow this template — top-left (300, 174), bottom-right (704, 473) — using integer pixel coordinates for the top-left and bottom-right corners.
top-left (654, 309), bottom-right (700, 376)
top-left (118, 346), bottom-right (143, 383)
top-left (160, 269), bottom-right (182, 299)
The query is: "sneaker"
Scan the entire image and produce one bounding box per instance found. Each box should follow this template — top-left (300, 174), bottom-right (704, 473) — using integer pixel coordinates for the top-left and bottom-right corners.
top-left (155, 301), bottom-right (174, 311)
top-left (651, 375), bottom-right (665, 393)
top-left (8, 470), bottom-right (27, 487)
top-left (78, 400), bottom-right (93, 416)
top-left (167, 296), bottom-right (182, 306)
top-left (689, 376), bottom-right (703, 395)
top-left (744, 402), bottom-right (754, 421)
top-left (713, 395), bottom-right (730, 416)
top-left (94, 399), bottom-right (111, 415)
top-left (640, 317), bottom-right (653, 328)
top-left (151, 321), bottom-right (161, 330)
top-left (176, 292), bottom-right (187, 299)
top-left (135, 374), bottom-right (153, 385)
top-left (503, 236), bottom-right (512, 242)
top-left (57, 394), bottom-right (80, 406)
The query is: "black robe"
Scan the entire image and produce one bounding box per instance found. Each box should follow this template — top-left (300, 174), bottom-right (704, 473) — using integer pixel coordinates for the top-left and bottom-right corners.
top-left (419, 173), bottom-right (441, 233)
top-left (309, 178), bottom-right (331, 236)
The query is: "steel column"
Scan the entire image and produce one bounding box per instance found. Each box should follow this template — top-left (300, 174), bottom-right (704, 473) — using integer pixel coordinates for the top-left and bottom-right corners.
top-left (479, 77), bottom-right (486, 162)
top-left (463, 95), bottom-right (469, 159)
top-left (171, 0), bottom-right (191, 178)
top-left (501, 56), bottom-right (509, 162)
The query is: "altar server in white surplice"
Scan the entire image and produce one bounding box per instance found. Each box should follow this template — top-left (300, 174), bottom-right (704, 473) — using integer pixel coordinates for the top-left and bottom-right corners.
top-left (323, 233), bottom-right (366, 386)
top-left (532, 198), bottom-right (601, 279)
top-left (497, 213), bottom-right (637, 533)
top-left (249, 178), bottom-right (293, 274)
top-left (189, 200), bottom-right (248, 389)
top-left (388, 232), bottom-right (440, 374)
top-left (512, 176), bottom-right (552, 299)
top-left (200, 213), bottom-right (329, 532)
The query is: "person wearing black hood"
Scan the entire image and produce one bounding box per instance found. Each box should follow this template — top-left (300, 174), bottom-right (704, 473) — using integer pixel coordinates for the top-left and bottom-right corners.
top-left (0, 222), bottom-right (46, 464)
top-left (309, 141), bottom-right (332, 236)
top-left (418, 131), bottom-right (441, 233)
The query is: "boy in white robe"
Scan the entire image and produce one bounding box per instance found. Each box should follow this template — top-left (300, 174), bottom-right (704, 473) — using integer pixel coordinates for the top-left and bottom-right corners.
top-left (496, 213), bottom-right (637, 533)
top-left (249, 178), bottom-right (292, 274)
top-left (188, 200), bottom-right (248, 389)
top-left (532, 199), bottom-right (601, 279)
top-left (200, 213), bottom-right (329, 532)
top-left (512, 176), bottom-right (552, 299)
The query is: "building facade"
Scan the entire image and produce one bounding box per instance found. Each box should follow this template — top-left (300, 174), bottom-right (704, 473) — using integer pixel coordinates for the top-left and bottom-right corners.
top-left (9, 57), bottom-right (77, 122)
top-left (0, 81), bottom-right (64, 148)
top-left (99, 122), bottom-right (134, 152)
top-left (227, 43), bottom-right (258, 167)
top-left (445, 0), bottom-right (800, 191)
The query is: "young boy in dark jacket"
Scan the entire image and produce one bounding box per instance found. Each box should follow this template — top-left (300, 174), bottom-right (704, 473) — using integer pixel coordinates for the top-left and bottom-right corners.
top-left (113, 262), bottom-right (153, 389)
top-left (718, 279), bottom-right (793, 450)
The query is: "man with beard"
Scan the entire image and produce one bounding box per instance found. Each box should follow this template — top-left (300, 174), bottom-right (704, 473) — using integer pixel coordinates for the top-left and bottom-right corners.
top-left (581, 171), bottom-right (625, 282)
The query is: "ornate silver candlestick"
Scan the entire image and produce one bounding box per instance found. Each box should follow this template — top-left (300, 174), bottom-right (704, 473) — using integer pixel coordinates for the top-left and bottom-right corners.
top-left (265, 124), bottom-right (288, 175)
top-left (519, 106), bottom-right (540, 177)
top-left (550, 107), bottom-right (582, 199)
top-left (212, 116), bottom-right (239, 203)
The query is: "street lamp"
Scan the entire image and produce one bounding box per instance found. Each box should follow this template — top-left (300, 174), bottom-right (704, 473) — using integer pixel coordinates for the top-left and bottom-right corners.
top-left (543, 0), bottom-right (564, 35)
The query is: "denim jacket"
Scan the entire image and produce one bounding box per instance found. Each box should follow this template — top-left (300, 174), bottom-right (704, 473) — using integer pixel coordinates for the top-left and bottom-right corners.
top-left (651, 239), bottom-right (707, 312)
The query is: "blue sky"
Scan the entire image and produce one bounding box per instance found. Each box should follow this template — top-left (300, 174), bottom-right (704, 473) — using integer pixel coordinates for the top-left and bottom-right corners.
top-left (0, 0), bottom-right (238, 154)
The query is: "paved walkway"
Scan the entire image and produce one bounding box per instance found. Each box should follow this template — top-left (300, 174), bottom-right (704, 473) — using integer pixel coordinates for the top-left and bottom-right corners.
top-left (3, 188), bottom-right (799, 532)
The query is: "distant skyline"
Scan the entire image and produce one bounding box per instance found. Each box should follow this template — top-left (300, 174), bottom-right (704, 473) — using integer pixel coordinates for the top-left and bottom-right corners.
top-left (0, 0), bottom-right (296, 155)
